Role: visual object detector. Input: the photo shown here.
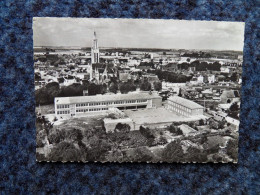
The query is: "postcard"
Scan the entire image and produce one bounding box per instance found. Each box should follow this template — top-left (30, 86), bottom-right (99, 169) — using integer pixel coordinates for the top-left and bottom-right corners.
top-left (34, 18), bottom-right (244, 162)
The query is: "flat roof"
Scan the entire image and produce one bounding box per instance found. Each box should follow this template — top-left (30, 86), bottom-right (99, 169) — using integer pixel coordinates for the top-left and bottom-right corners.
top-left (124, 108), bottom-right (207, 125)
top-left (55, 92), bottom-right (161, 104)
top-left (168, 96), bottom-right (204, 109)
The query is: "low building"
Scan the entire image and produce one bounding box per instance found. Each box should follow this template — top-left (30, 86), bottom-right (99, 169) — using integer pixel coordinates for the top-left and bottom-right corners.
top-left (179, 124), bottom-right (198, 135)
top-left (167, 96), bottom-right (204, 117)
top-left (55, 92), bottom-right (162, 117)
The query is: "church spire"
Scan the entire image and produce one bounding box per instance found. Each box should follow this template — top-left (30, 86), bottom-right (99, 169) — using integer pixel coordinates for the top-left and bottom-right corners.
top-left (91, 31), bottom-right (99, 64)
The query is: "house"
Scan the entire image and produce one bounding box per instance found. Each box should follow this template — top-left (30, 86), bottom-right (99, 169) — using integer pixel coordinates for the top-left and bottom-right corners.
top-left (63, 76), bottom-right (77, 86)
top-left (207, 74), bottom-right (216, 84)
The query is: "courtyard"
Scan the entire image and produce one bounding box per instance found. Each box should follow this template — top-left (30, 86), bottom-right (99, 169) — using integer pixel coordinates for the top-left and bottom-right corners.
top-left (124, 107), bottom-right (207, 129)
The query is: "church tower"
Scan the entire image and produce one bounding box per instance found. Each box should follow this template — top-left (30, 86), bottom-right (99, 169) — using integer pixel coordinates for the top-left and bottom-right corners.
top-left (91, 31), bottom-right (100, 64)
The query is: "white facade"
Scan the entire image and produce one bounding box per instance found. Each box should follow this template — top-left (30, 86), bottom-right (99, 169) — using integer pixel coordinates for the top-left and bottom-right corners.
top-left (221, 67), bottom-right (230, 73)
top-left (208, 74), bottom-right (215, 84)
top-left (167, 96), bottom-right (204, 117)
top-left (55, 92), bottom-right (162, 117)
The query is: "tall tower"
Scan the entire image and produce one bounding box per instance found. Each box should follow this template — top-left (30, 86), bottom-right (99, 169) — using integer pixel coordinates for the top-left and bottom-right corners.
top-left (91, 31), bottom-right (100, 64)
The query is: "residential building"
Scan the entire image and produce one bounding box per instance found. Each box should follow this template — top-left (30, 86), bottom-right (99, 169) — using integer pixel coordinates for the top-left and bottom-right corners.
top-left (207, 74), bottom-right (216, 83)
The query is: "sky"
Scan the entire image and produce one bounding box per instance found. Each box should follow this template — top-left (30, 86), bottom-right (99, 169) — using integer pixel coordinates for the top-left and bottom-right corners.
top-left (33, 17), bottom-right (245, 51)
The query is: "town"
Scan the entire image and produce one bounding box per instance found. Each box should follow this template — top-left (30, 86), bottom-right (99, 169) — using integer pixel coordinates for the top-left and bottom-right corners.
top-left (35, 31), bottom-right (242, 163)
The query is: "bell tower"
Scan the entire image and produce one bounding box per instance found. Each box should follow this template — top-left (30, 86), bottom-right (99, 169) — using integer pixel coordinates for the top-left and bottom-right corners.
top-left (91, 31), bottom-right (99, 64)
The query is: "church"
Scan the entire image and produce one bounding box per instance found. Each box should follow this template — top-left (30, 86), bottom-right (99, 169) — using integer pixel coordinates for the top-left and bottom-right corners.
top-left (90, 32), bottom-right (116, 84)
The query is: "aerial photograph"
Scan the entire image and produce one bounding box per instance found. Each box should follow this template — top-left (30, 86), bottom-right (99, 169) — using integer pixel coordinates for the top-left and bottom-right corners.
top-left (34, 18), bottom-right (244, 163)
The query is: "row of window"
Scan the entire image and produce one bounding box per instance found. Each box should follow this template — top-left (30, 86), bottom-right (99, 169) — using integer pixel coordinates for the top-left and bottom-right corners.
top-left (168, 106), bottom-right (190, 116)
top-left (57, 110), bottom-right (70, 115)
top-left (168, 101), bottom-right (192, 113)
top-left (75, 99), bottom-right (148, 107)
top-left (76, 108), bottom-right (109, 113)
top-left (57, 105), bottom-right (69, 109)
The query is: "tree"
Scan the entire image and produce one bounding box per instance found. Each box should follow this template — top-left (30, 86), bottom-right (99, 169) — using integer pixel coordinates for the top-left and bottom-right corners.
top-left (168, 124), bottom-right (183, 135)
top-left (153, 81), bottom-right (162, 91)
top-left (119, 81), bottom-right (136, 94)
top-left (35, 82), bottom-right (60, 105)
top-left (162, 140), bottom-right (184, 162)
top-left (184, 147), bottom-right (208, 162)
top-left (226, 138), bottom-right (238, 160)
top-left (47, 141), bottom-right (85, 162)
top-left (139, 126), bottom-right (155, 139)
top-left (59, 83), bottom-right (85, 97)
top-left (66, 128), bottom-right (83, 142)
top-left (48, 129), bottom-right (66, 144)
top-left (127, 147), bottom-right (155, 162)
top-left (109, 82), bottom-right (118, 94)
top-left (102, 83), bottom-right (108, 93)
top-left (114, 123), bottom-right (130, 133)
top-left (88, 83), bottom-right (104, 95)
top-left (140, 80), bottom-right (151, 91)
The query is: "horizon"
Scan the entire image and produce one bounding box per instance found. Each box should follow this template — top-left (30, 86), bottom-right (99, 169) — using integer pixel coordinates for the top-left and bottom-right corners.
top-left (33, 18), bottom-right (245, 51)
top-left (33, 46), bottom-right (243, 53)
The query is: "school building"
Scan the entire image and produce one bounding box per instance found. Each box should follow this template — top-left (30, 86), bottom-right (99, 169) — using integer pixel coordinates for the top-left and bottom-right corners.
top-left (55, 92), bottom-right (162, 117)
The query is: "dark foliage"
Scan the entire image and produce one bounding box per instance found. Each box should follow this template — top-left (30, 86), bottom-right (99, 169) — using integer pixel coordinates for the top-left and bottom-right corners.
top-left (153, 81), bottom-right (162, 91)
top-left (162, 140), bottom-right (184, 162)
top-left (140, 80), bottom-right (152, 91)
top-left (109, 82), bottom-right (118, 94)
top-left (119, 81), bottom-right (136, 94)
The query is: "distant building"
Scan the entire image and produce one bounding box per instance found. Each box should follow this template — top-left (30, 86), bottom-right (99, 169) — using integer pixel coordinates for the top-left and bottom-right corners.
top-left (63, 76), bottom-right (77, 86)
top-left (207, 74), bottom-right (215, 84)
top-left (221, 66), bottom-right (230, 73)
top-left (201, 89), bottom-right (213, 99)
top-left (119, 72), bottom-right (130, 82)
top-left (55, 92), bottom-right (162, 117)
top-left (167, 96), bottom-right (204, 117)
top-left (190, 75), bottom-right (204, 84)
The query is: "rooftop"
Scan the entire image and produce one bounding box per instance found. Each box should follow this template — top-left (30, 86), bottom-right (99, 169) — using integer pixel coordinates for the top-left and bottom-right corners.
top-left (168, 96), bottom-right (204, 109)
top-left (55, 92), bottom-right (161, 104)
